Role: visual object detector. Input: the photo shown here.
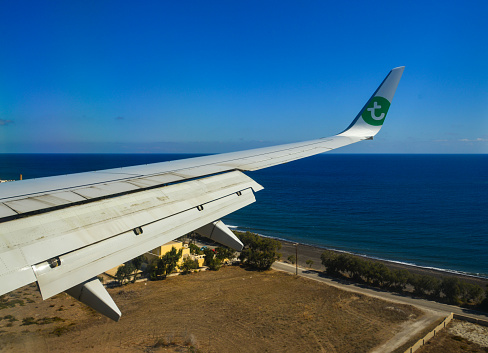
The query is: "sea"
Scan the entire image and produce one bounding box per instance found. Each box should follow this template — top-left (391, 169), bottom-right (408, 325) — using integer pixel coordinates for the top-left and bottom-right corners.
top-left (1, 153), bottom-right (487, 278)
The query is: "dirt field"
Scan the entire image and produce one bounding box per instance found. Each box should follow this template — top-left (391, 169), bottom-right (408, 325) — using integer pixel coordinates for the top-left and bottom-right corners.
top-left (0, 266), bottom-right (423, 353)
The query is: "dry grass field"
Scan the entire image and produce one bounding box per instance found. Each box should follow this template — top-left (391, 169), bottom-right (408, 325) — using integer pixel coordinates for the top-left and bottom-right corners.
top-left (0, 266), bottom-right (423, 353)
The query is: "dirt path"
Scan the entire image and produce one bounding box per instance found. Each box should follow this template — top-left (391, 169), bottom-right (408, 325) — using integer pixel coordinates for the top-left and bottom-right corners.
top-left (370, 309), bottom-right (443, 353)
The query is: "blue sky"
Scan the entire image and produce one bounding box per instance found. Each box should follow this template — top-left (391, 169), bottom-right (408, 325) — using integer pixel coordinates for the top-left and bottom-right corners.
top-left (0, 1), bottom-right (487, 153)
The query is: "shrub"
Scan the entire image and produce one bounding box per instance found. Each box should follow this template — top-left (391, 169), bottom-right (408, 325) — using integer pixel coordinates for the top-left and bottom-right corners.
top-left (21, 317), bottom-right (37, 326)
top-left (51, 323), bottom-right (76, 337)
top-left (37, 317), bottom-right (64, 325)
top-left (3, 315), bottom-right (17, 322)
top-left (0, 297), bottom-right (25, 309)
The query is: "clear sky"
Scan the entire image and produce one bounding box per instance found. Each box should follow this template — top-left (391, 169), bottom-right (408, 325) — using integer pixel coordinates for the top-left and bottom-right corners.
top-left (0, 1), bottom-right (487, 154)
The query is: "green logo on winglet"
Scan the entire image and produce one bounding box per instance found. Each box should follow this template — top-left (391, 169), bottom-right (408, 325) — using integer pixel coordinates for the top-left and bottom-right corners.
top-left (362, 96), bottom-right (390, 126)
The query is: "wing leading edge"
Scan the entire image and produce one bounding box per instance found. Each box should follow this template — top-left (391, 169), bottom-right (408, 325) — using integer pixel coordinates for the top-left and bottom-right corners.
top-left (0, 67), bottom-right (404, 321)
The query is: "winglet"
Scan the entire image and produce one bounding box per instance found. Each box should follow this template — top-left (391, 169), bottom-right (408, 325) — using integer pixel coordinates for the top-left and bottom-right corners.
top-left (339, 66), bottom-right (405, 138)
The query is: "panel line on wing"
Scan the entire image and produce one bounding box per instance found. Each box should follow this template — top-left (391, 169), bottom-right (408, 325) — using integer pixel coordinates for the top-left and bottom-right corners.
top-left (0, 170), bottom-right (241, 222)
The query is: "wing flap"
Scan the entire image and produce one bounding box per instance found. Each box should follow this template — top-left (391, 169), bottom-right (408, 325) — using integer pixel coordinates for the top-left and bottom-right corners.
top-left (32, 180), bottom-right (257, 299)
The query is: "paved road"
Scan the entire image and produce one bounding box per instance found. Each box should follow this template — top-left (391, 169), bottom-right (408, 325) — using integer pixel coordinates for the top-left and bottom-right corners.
top-left (272, 261), bottom-right (488, 322)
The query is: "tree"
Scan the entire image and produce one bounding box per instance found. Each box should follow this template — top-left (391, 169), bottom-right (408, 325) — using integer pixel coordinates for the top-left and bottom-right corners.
top-left (409, 274), bottom-right (440, 297)
top-left (441, 277), bottom-right (462, 304)
top-left (344, 255), bottom-right (366, 281)
top-left (236, 231), bottom-right (281, 271)
top-left (287, 255), bottom-right (296, 264)
top-left (306, 259), bottom-right (314, 269)
top-left (459, 282), bottom-right (484, 304)
top-left (131, 255), bottom-right (146, 272)
top-left (203, 247), bottom-right (222, 271)
top-left (320, 250), bottom-right (340, 276)
top-left (480, 289), bottom-right (488, 310)
top-left (367, 262), bottom-right (390, 287)
top-left (203, 248), bottom-right (215, 266)
top-left (215, 247), bottom-right (236, 262)
top-left (207, 257), bottom-right (222, 271)
top-left (189, 243), bottom-right (204, 255)
top-left (115, 265), bottom-right (127, 285)
top-left (149, 247), bottom-right (183, 280)
top-left (390, 269), bottom-right (411, 292)
top-left (180, 257), bottom-right (199, 274)
top-left (115, 262), bottom-right (136, 285)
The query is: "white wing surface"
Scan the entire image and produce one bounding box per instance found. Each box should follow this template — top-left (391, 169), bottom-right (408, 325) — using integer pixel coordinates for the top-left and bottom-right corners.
top-left (0, 67), bottom-right (404, 321)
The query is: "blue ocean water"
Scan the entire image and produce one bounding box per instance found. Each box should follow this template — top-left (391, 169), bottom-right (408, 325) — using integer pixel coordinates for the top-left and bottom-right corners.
top-left (1, 154), bottom-right (487, 277)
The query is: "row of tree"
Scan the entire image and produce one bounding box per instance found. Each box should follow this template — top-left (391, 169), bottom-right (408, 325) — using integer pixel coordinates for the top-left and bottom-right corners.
top-left (320, 250), bottom-right (486, 306)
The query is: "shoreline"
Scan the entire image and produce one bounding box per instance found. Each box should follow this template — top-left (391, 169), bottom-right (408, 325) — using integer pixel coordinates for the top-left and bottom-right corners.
top-left (274, 237), bottom-right (488, 289)
top-left (230, 227), bottom-right (488, 280)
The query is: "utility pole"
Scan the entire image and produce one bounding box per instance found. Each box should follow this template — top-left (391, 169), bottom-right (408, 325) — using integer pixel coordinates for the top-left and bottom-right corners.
top-left (294, 243), bottom-right (298, 275)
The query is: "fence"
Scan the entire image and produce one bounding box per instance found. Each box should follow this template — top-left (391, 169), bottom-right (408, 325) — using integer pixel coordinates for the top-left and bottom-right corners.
top-left (453, 313), bottom-right (488, 327)
top-left (403, 313), bottom-right (453, 353)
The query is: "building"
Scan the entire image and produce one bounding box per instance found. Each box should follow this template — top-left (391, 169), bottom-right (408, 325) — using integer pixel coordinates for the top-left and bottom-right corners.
top-left (146, 240), bottom-right (205, 268)
top-left (105, 240), bottom-right (205, 278)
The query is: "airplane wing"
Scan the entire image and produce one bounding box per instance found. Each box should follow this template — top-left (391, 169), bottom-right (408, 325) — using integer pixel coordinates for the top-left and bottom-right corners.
top-left (0, 67), bottom-right (404, 321)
